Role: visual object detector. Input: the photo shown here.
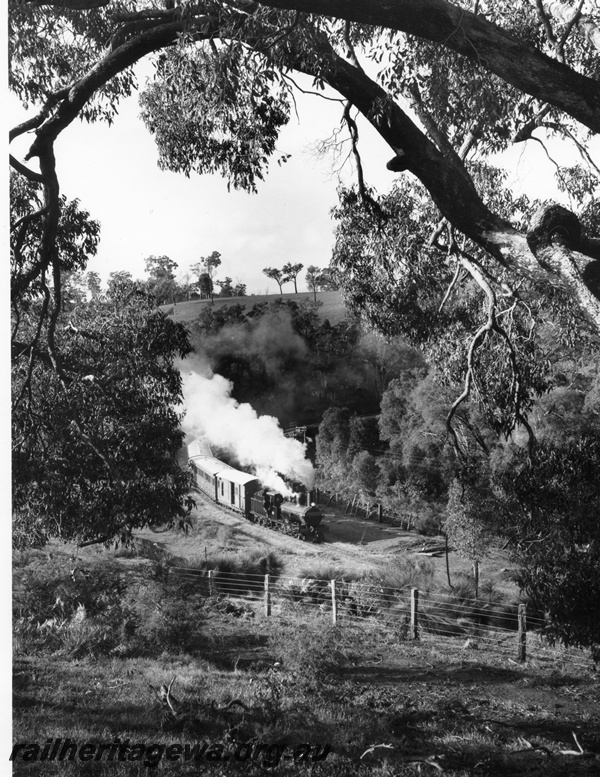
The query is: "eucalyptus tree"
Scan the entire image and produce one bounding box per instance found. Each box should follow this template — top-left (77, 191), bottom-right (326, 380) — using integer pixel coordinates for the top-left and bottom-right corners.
top-left (263, 266), bottom-right (287, 295)
top-left (12, 274), bottom-right (194, 549)
top-left (191, 251), bottom-right (222, 301)
top-left (305, 265), bottom-right (322, 302)
top-left (282, 261), bottom-right (304, 293)
top-left (145, 253), bottom-right (179, 304)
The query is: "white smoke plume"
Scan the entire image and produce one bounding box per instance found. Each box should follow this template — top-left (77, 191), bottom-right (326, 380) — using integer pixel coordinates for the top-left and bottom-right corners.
top-left (179, 359), bottom-right (315, 492)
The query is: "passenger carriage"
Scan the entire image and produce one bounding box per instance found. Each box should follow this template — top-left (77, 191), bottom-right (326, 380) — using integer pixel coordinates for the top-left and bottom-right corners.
top-left (187, 441), bottom-right (261, 514)
top-left (187, 438), bottom-right (323, 542)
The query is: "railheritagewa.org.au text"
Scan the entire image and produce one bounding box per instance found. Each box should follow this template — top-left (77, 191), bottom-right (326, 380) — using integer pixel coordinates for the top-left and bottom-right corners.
top-left (10, 738), bottom-right (332, 768)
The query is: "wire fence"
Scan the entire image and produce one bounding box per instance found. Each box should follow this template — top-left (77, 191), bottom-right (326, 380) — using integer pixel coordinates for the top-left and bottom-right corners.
top-left (168, 567), bottom-right (594, 671)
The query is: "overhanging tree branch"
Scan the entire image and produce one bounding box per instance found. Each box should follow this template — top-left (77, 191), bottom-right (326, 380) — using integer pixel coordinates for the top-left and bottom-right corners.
top-left (10, 1), bottom-right (600, 343)
top-left (296, 42), bottom-right (600, 326)
top-left (257, 0), bottom-right (600, 133)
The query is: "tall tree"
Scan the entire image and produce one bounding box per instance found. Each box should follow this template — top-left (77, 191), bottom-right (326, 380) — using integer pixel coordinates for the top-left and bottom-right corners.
top-left (145, 254), bottom-right (179, 305)
top-left (85, 270), bottom-right (102, 300)
top-left (282, 262), bottom-right (304, 293)
top-left (263, 267), bottom-right (287, 296)
top-left (305, 265), bottom-right (323, 302)
top-left (215, 276), bottom-right (235, 297)
top-left (191, 251), bottom-right (222, 302)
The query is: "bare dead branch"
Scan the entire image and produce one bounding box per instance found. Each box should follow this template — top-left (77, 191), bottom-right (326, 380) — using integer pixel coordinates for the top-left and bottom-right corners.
top-left (342, 102), bottom-right (368, 201)
top-left (438, 262), bottom-right (463, 312)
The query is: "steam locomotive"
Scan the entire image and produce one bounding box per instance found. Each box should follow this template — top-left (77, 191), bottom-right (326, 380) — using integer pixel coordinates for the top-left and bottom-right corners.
top-left (187, 439), bottom-right (324, 543)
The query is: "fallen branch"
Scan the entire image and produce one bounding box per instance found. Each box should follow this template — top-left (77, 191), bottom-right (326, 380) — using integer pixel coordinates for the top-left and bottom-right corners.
top-left (149, 677), bottom-right (201, 734)
top-left (360, 743), bottom-right (394, 759)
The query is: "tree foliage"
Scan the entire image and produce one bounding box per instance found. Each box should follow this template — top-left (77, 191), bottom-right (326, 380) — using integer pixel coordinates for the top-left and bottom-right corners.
top-left (282, 262), bottom-right (304, 293)
top-left (13, 279), bottom-right (194, 549)
top-left (263, 266), bottom-right (287, 295)
top-left (144, 254), bottom-right (179, 305)
top-left (496, 437), bottom-right (600, 658)
top-left (445, 476), bottom-right (494, 565)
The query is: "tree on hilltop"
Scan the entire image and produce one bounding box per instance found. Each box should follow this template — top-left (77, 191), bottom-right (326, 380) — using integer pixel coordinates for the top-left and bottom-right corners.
top-left (305, 265), bottom-right (322, 302)
top-left (216, 276), bottom-right (235, 297)
top-left (191, 251), bottom-right (221, 301)
top-left (282, 262), bottom-right (304, 293)
top-left (145, 254), bottom-right (178, 305)
top-left (263, 267), bottom-right (287, 296)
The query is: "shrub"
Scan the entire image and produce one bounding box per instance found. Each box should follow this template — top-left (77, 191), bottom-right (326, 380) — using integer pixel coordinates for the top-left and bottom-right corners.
top-left (369, 556), bottom-right (435, 593)
top-left (268, 617), bottom-right (366, 691)
top-left (178, 549), bottom-right (283, 597)
top-left (116, 582), bottom-right (207, 656)
top-left (294, 562), bottom-right (360, 583)
top-left (13, 556), bottom-right (128, 630)
top-left (13, 555), bottom-right (206, 658)
top-left (413, 512), bottom-right (442, 536)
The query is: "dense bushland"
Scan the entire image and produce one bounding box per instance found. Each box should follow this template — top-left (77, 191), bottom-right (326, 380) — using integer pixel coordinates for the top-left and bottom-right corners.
top-left (188, 298), bottom-right (422, 426)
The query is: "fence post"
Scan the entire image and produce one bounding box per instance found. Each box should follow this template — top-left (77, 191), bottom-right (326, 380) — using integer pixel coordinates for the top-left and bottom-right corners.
top-left (517, 603), bottom-right (527, 662)
top-left (331, 579), bottom-right (337, 625)
top-left (378, 504), bottom-right (383, 524)
top-left (264, 574), bottom-right (272, 617)
top-left (410, 588), bottom-right (419, 640)
top-left (208, 569), bottom-right (215, 597)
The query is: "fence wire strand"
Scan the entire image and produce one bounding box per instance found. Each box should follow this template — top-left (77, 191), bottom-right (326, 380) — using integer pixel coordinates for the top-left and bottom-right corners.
top-left (169, 567), bottom-right (594, 670)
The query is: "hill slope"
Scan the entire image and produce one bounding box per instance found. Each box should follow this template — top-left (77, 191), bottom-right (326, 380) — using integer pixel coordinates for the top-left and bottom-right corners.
top-left (162, 290), bottom-right (347, 325)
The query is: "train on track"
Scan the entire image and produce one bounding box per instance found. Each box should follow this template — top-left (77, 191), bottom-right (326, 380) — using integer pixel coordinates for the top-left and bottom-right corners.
top-left (187, 438), bottom-right (324, 543)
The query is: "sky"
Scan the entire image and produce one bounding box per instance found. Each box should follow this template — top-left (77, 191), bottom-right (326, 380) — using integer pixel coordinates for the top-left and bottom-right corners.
top-left (9, 59), bottom-right (589, 297)
top-left (9, 68), bottom-right (396, 295)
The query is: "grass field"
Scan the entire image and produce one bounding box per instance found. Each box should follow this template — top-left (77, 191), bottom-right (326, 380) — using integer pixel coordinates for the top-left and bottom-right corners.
top-left (162, 290), bottom-right (347, 326)
top-left (13, 601), bottom-right (600, 776)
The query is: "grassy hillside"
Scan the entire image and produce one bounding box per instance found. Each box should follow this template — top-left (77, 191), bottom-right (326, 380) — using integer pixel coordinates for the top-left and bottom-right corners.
top-left (162, 290), bottom-right (347, 326)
